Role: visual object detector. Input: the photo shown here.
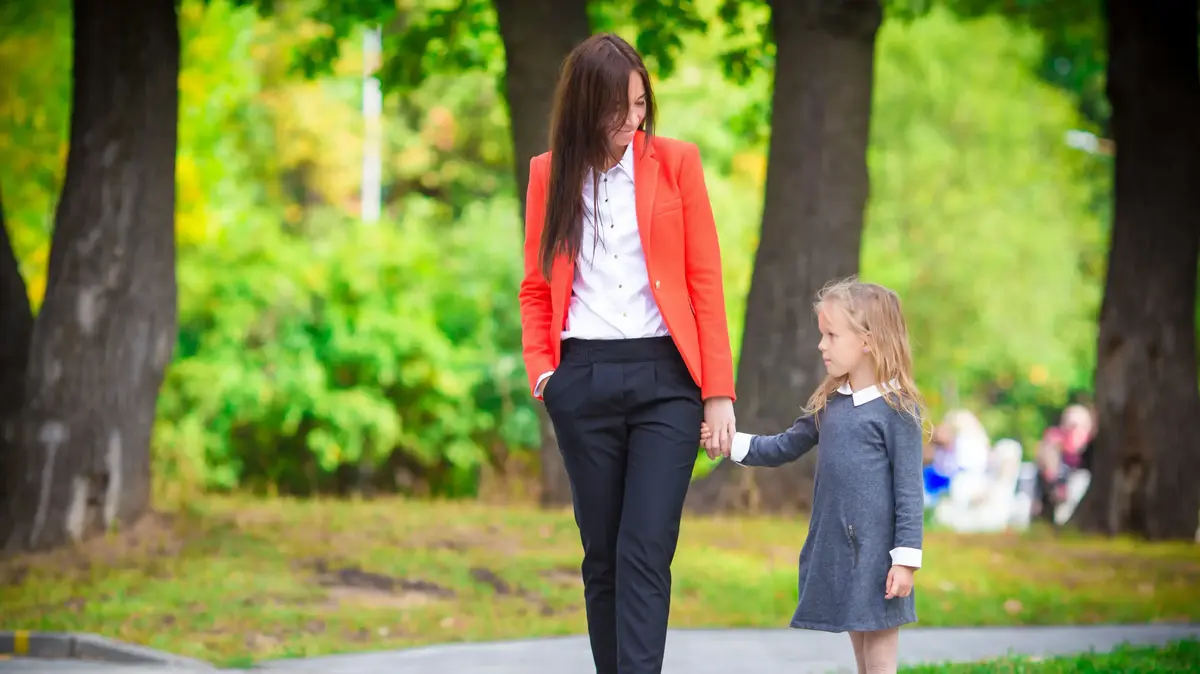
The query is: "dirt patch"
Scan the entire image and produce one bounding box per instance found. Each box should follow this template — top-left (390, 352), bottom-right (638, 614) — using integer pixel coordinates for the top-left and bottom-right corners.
top-left (540, 566), bottom-right (582, 587)
top-left (0, 511), bottom-right (188, 580)
top-left (1, 563), bottom-right (30, 586)
top-left (469, 566), bottom-right (562, 616)
top-left (311, 558), bottom-right (454, 609)
top-left (470, 567), bottom-right (513, 595)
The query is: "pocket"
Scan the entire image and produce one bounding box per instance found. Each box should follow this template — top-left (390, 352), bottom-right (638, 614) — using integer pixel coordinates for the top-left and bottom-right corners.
top-left (846, 524), bottom-right (860, 569)
top-left (542, 370), bottom-right (561, 404)
top-left (542, 362), bottom-right (588, 414)
top-left (654, 197), bottom-right (683, 215)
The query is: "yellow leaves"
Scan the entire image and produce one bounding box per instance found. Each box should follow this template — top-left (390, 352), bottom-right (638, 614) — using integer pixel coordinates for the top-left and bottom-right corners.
top-left (177, 69), bottom-right (208, 106)
top-left (285, 204), bottom-right (304, 225)
top-left (264, 84), bottom-right (362, 212)
top-left (175, 153), bottom-right (209, 247)
top-left (1029, 364), bottom-right (1049, 386)
top-left (23, 241), bottom-right (49, 311)
top-left (425, 106), bottom-right (457, 152)
top-left (730, 151), bottom-right (766, 186)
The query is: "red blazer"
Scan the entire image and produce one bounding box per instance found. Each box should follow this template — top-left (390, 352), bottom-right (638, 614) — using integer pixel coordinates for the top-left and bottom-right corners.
top-left (518, 132), bottom-right (736, 401)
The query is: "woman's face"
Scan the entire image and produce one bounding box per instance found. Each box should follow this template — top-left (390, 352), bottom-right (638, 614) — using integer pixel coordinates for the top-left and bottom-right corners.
top-left (610, 70), bottom-right (646, 150)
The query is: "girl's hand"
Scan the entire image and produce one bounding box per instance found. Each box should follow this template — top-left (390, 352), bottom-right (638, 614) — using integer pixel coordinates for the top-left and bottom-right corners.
top-left (700, 422), bottom-right (713, 450)
top-left (885, 565), bottom-right (915, 599)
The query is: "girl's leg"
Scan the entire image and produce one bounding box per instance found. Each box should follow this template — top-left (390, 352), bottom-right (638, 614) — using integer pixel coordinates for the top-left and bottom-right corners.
top-left (848, 631), bottom-right (867, 674)
top-left (861, 628), bottom-right (899, 674)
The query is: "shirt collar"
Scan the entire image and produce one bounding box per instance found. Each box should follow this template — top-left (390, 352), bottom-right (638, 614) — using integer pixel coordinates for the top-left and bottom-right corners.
top-left (836, 379), bottom-right (901, 406)
top-left (609, 141), bottom-right (635, 180)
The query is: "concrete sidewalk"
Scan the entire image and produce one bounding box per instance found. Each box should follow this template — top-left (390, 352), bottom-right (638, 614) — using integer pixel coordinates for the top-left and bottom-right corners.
top-left (2, 624), bottom-right (1197, 673)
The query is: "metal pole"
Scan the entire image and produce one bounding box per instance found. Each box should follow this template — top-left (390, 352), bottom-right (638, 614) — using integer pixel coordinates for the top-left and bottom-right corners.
top-left (362, 25), bottom-right (383, 224)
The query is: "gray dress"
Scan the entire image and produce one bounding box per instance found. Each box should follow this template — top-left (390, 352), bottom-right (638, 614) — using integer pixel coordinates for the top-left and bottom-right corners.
top-left (735, 388), bottom-right (924, 633)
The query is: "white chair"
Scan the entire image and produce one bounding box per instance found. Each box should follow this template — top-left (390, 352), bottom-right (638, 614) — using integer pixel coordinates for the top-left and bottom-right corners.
top-left (1054, 469), bottom-right (1091, 525)
top-left (934, 439), bottom-right (1025, 533)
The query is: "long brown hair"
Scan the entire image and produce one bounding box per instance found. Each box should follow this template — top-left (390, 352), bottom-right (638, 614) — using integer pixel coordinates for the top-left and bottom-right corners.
top-left (803, 276), bottom-right (928, 433)
top-left (539, 33), bottom-right (655, 278)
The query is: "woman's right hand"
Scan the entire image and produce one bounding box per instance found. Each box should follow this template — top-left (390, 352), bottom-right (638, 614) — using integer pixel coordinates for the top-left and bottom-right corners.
top-left (535, 371), bottom-right (553, 398)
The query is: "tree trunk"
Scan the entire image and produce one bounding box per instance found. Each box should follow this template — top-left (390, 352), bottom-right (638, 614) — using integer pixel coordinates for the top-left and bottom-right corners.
top-left (686, 0), bottom-right (881, 515)
top-left (0, 186), bottom-right (35, 513)
top-left (1, 0), bottom-right (180, 553)
top-left (493, 0), bottom-right (590, 508)
top-left (1070, 0), bottom-right (1200, 541)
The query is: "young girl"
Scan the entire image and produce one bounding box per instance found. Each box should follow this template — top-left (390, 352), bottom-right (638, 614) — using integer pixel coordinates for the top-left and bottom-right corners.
top-left (701, 277), bottom-right (925, 674)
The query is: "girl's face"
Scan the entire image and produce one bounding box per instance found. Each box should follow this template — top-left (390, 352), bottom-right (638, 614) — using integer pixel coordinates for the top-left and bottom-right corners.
top-left (610, 70), bottom-right (647, 150)
top-left (817, 302), bottom-right (869, 379)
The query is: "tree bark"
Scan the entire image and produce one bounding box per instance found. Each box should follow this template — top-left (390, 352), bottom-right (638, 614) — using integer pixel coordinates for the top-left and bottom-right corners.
top-left (1, 0), bottom-right (180, 553)
top-left (1070, 0), bottom-right (1200, 541)
top-left (686, 0), bottom-right (881, 515)
top-left (0, 185), bottom-right (35, 513)
top-left (493, 0), bottom-right (590, 508)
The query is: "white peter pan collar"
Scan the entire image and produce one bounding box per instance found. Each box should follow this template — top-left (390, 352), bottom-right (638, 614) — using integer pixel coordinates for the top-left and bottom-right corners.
top-left (836, 379), bottom-right (900, 406)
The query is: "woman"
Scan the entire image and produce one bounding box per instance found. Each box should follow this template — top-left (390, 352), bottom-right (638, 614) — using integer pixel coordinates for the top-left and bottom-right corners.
top-left (518, 33), bottom-right (737, 674)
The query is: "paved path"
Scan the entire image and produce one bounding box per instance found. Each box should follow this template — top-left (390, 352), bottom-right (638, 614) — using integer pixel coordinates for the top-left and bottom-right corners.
top-left (2, 624), bottom-right (1198, 673)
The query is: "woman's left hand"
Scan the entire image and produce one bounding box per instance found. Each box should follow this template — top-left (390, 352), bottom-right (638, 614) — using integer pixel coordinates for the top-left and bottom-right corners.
top-left (702, 396), bottom-right (736, 458)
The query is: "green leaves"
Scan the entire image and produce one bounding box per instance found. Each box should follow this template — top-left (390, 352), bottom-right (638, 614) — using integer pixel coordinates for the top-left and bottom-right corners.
top-left (714, 0), bottom-right (771, 84)
top-left (156, 201), bottom-right (534, 496)
top-left (628, 0), bottom-right (708, 78)
top-left (232, 0), bottom-right (503, 93)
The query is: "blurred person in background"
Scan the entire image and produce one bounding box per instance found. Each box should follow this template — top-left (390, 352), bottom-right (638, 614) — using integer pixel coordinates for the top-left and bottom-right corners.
top-left (1034, 404), bottom-right (1095, 523)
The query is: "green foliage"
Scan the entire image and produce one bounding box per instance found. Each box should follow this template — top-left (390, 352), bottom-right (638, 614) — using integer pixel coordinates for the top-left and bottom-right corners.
top-left (5, 496), bottom-right (1199, 664)
top-left (590, 0), bottom-right (709, 78)
top-left (0, 0), bottom-right (71, 306)
top-left (239, 0), bottom-right (722, 100)
top-left (903, 640), bottom-right (1200, 673)
top-left (155, 200), bottom-right (536, 495)
top-left (862, 9), bottom-right (1108, 447)
top-left (2, 0), bottom-right (1116, 494)
top-left (888, 0), bottom-right (1108, 130)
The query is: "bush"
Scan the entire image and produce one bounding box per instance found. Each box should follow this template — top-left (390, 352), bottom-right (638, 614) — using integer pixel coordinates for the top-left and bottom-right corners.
top-left (153, 196), bottom-right (538, 497)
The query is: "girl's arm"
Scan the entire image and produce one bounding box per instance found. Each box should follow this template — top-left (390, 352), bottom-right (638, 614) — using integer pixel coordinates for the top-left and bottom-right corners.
top-left (729, 414), bottom-right (819, 467)
top-left (887, 410), bottom-right (925, 568)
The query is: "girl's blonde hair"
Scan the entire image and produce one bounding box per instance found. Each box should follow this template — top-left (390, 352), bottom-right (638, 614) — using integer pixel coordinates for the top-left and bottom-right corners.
top-left (803, 276), bottom-right (926, 429)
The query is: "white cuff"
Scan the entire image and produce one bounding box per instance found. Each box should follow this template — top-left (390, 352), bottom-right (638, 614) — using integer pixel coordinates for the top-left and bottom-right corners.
top-left (534, 370), bottom-right (554, 398)
top-left (890, 547), bottom-right (922, 569)
top-left (730, 432), bottom-right (755, 464)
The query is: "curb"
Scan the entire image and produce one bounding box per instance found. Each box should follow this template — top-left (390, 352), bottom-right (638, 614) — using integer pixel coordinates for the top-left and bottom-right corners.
top-left (0, 630), bottom-right (215, 669)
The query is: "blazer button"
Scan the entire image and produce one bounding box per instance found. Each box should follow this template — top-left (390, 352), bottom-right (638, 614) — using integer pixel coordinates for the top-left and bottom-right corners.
top-left (654, 280), bottom-right (661, 289)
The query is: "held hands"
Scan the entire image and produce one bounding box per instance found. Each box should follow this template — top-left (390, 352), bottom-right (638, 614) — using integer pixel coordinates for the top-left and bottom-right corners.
top-left (699, 422), bottom-right (726, 458)
top-left (700, 396), bottom-right (735, 459)
top-left (885, 565), bottom-right (915, 599)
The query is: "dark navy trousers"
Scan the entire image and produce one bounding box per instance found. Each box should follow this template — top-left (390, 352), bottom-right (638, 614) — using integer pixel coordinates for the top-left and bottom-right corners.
top-left (542, 336), bottom-right (703, 674)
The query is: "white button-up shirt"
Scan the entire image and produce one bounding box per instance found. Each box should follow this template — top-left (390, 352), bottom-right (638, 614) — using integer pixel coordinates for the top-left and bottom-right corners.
top-left (535, 142), bottom-right (668, 392)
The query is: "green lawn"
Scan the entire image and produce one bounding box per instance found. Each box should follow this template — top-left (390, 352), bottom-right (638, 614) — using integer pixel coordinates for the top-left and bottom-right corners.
top-left (2, 495), bottom-right (1198, 667)
top-left (903, 640), bottom-right (1200, 672)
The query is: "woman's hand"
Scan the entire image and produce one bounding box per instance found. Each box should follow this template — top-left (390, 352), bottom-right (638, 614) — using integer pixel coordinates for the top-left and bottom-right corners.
top-left (702, 396), bottom-right (736, 459)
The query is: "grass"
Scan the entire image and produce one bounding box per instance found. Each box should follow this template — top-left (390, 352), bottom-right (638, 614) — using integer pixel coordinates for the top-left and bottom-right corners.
top-left (2, 495), bottom-right (1198, 667)
top-left (903, 640), bottom-right (1200, 672)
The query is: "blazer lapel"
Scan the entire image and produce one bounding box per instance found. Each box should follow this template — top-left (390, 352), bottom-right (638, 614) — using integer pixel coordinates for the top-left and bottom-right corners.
top-left (633, 131), bottom-right (658, 255)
